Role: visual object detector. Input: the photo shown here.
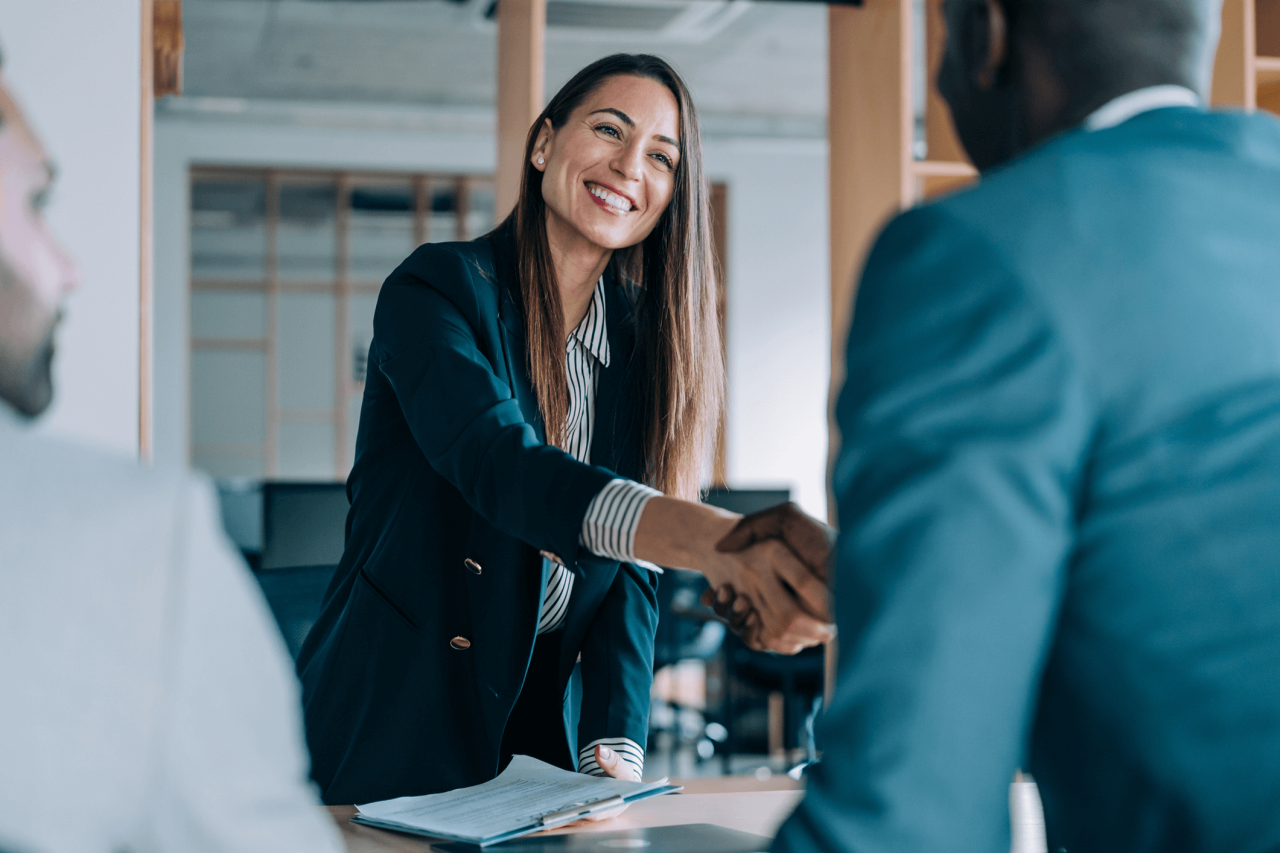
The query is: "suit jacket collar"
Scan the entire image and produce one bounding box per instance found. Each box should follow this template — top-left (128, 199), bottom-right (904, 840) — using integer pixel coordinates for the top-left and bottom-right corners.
top-left (589, 272), bottom-right (642, 482)
top-left (485, 220), bottom-right (642, 482)
top-left (486, 222), bottom-right (543, 443)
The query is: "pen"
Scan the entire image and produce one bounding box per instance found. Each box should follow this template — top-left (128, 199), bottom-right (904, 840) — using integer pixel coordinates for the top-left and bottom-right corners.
top-left (538, 795), bottom-right (627, 827)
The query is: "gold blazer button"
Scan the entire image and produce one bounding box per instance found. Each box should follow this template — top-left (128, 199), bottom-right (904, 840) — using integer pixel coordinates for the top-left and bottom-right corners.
top-left (464, 558), bottom-right (482, 575)
top-left (450, 636), bottom-right (472, 651)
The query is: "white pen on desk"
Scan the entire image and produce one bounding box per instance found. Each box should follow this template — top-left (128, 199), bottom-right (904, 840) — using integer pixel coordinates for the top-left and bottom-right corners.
top-left (539, 795), bottom-right (627, 827)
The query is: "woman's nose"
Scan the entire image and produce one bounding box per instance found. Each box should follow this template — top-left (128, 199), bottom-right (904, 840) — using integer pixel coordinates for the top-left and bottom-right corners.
top-left (610, 141), bottom-right (646, 180)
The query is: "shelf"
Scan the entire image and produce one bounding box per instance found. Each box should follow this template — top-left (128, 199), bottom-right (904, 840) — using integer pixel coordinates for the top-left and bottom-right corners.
top-left (1257, 56), bottom-right (1280, 86)
top-left (912, 160), bottom-right (978, 178)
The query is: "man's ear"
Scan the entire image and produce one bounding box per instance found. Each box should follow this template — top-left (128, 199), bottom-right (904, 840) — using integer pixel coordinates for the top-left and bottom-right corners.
top-left (966, 0), bottom-right (1009, 91)
top-left (530, 117), bottom-right (553, 170)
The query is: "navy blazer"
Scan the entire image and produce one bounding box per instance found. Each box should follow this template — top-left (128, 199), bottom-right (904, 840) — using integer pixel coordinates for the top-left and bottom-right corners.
top-left (296, 221), bottom-right (659, 806)
top-left (775, 107), bottom-right (1280, 853)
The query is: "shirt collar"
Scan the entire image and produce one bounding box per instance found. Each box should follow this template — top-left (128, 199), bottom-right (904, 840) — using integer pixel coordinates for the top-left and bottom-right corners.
top-left (569, 275), bottom-right (610, 368)
top-left (1083, 85), bottom-right (1201, 131)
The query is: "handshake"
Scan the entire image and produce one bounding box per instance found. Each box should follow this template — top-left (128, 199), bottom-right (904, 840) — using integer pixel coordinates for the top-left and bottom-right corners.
top-left (635, 496), bottom-right (835, 655)
top-left (706, 502), bottom-right (837, 654)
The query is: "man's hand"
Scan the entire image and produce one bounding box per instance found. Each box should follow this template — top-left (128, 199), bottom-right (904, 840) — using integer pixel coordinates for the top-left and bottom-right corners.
top-left (700, 537), bottom-right (834, 653)
top-left (703, 503), bottom-right (837, 651)
top-left (715, 502), bottom-right (836, 579)
top-left (702, 583), bottom-right (751, 633)
top-left (700, 583), bottom-right (782, 651)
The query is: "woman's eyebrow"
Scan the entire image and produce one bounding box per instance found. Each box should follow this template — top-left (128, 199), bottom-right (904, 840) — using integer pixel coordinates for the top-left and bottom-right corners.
top-left (589, 108), bottom-right (680, 149)
top-left (590, 107), bottom-right (634, 126)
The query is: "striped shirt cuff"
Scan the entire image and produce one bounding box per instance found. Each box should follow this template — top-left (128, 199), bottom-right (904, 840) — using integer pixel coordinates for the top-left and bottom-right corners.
top-left (580, 479), bottom-right (662, 570)
top-left (579, 737), bottom-right (645, 781)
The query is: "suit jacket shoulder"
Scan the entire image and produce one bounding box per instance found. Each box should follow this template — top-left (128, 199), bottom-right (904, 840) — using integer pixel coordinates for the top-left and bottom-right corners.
top-left (0, 418), bottom-right (341, 853)
top-left (380, 232), bottom-right (504, 330)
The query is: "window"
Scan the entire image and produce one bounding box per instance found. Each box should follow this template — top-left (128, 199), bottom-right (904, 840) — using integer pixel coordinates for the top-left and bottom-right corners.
top-left (189, 168), bottom-right (496, 480)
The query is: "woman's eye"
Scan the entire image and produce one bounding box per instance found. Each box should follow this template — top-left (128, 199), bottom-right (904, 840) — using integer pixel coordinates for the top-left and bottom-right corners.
top-left (595, 124), bottom-right (621, 138)
top-left (651, 153), bottom-right (674, 169)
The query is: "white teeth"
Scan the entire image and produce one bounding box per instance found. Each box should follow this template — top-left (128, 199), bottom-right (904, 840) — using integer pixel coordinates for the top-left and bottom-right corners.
top-left (589, 184), bottom-right (632, 213)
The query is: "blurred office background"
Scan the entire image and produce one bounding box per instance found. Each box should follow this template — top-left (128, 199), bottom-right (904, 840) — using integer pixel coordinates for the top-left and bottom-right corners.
top-left (164, 0), bottom-right (834, 778)
top-left (157, 0), bottom-right (833, 521)
top-left (6, 0), bottom-right (1275, 781)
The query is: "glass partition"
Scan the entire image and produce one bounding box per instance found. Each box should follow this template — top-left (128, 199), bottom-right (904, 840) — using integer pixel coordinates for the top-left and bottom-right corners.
top-left (190, 168), bottom-right (494, 480)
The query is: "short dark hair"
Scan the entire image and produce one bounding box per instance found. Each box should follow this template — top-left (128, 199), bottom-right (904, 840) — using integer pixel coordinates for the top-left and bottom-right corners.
top-left (1013, 0), bottom-right (1218, 92)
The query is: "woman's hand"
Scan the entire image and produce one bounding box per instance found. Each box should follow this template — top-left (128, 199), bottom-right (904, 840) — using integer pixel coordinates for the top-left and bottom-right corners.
top-left (557, 746), bottom-right (634, 827)
top-left (593, 743), bottom-right (640, 782)
top-left (633, 497), bottom-right (834, 654)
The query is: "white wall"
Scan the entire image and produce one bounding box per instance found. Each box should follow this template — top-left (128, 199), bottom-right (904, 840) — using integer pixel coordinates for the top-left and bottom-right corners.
top-left (1, 0), bottom-right (142, 455)
top-left (154, 107), bottom-right (830, 517)
top-left (705, 138), bottom-right (830, 519)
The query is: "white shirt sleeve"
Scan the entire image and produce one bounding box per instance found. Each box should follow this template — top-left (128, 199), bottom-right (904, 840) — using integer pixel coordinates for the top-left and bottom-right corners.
top-left (144, 477), bottom-right (343, 853)
top-left (579, 478), bottom-right (663, 571)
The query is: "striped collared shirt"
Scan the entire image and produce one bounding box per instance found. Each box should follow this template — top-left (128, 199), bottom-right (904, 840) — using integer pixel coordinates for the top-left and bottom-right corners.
top-left (537, 275), bottom-right (658, 782)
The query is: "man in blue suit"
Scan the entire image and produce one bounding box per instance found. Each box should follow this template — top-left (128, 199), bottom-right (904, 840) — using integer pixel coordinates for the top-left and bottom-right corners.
top-left (755, 0), bottom-right (1280, 850)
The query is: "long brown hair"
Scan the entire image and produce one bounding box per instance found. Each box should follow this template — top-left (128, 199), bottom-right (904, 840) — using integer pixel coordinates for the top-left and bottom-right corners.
top-left (505, 54), bottom-right (723, 501)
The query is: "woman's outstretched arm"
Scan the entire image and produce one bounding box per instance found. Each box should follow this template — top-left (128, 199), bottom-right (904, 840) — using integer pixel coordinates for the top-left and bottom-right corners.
top-left (377, 246), bottom-right (832, 653)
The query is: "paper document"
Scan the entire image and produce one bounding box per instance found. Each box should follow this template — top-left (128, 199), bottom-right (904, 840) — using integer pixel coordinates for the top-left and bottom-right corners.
top-left (352, 755), bottom-right (681, 846)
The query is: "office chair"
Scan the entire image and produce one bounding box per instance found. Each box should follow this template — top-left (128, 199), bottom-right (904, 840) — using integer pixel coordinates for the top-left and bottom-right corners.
top-left (251, 481), bottom-right (349, 659)
top-left (260, 481), bottom-right (349, 570)
top-left (253, 564), bottom-right (338, 660)
top-left (725, 639), bottom-right (825, 763)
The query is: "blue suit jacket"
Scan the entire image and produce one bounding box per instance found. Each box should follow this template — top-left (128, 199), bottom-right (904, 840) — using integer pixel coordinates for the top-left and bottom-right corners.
top-left (296, 222), bottom-right (658, 806)
top-left (776, 107), bottom-right (1280, 853)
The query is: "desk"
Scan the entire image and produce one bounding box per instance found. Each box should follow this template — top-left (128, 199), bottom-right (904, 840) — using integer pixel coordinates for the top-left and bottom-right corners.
top-left (329, 787), bottom-right (803, 852)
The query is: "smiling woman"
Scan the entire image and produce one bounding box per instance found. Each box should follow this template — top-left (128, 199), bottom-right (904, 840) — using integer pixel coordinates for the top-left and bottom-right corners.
top-left (297, 53), bottom-right (832, 810)
top-left (515, 56), bottom-right (719, 500)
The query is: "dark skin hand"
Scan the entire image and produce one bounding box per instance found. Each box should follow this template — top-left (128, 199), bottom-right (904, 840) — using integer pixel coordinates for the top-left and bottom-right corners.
top-left (703, 502), bottom-right (836, 652)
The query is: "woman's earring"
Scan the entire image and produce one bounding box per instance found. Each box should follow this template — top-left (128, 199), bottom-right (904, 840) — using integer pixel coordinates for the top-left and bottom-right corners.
top-left (537, 157), bottom-right (545, 165)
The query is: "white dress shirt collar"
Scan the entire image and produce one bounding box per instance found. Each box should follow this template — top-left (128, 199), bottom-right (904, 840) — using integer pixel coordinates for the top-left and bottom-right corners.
top-left (1083, 84), bottom-right (1201, 131)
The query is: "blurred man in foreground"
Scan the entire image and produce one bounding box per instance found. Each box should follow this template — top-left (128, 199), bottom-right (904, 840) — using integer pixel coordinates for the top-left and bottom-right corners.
top-left (0, 60), bottom-right (343, 853)
top-left (747, 0), bottom-right (1280, 851)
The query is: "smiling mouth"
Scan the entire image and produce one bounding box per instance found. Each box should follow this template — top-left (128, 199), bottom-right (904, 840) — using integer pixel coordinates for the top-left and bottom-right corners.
top-left (586, 182), bottom-right (636, 215)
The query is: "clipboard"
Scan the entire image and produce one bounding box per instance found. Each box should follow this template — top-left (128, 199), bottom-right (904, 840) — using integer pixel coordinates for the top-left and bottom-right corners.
top-left (351, 756), bottom-right (682, 847)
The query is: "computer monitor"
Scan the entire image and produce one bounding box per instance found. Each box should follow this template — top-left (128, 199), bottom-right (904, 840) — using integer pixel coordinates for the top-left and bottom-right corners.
top-left (702, 487), bottom-right (791, 516)
top-left (260, 481), bottom-right (350, 570)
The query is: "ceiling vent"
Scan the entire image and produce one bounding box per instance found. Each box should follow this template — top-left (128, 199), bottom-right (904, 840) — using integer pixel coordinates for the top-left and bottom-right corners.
top-left (475, 0), bottom-right (752, 44)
